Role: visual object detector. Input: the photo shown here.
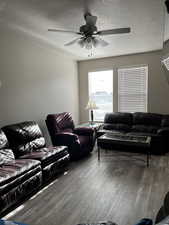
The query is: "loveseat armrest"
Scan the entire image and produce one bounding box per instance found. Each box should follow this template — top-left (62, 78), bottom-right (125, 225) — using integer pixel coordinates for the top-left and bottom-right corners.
top-left (74, 127), bottom-right (94, 136)
top-left (157, 128), bottom-right (169, 136)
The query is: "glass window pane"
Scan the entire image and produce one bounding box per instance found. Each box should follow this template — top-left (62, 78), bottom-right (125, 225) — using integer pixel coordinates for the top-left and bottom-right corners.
top-left (88, 70), bottom-right (113, 121)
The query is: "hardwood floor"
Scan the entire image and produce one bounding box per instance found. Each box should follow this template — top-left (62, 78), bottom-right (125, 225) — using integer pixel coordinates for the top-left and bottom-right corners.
top-left (3, 150), bottom-right (169, 225)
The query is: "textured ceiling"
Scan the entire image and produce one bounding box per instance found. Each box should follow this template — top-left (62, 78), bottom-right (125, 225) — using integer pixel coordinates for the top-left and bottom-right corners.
top-left (0, 0), bottom-right (165, 60)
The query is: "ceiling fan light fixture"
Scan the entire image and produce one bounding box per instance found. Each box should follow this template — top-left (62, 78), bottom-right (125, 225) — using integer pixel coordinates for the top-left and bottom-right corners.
top-left (85, 42), bottom-right (93, 50)
top-left (78, 39), bottom-right (85, 48)
top-left (92, 37), bottom-right (100, 48)
top-left (85, 37), bottom-right (93, 49)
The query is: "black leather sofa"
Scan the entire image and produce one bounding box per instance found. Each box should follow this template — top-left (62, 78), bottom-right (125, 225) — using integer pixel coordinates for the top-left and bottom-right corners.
top-left (0, 121), bottom-right (69, 215)
top-left (0, 129), bottom-right (42, 215)
top-left (99, 112), bottom-right (169, 154)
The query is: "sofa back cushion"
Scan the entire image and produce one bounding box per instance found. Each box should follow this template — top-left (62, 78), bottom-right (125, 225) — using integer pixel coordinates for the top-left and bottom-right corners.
top-left (133, 112), bottom-right (162, 127)
top-left (103, 123), bottom-right (131, 132)
top-left (2, 121), bottom-right (45, 157)
top-left (104, 113), bottom-right (133, 125)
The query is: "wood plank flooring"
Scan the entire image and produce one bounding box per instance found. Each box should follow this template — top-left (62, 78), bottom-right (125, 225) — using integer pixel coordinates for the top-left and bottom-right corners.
top-left (3, 150), bottom-right (169, 225)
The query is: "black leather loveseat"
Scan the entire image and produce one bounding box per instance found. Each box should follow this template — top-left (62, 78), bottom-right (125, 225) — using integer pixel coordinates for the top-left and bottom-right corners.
top-left (100, 112), bottom-right (169, 154)
top-left (0, 121), bottom-right (69, 215)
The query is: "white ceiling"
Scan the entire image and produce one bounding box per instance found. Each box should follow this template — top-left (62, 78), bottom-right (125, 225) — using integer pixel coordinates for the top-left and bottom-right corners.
top-left (0, 0), bottom-right (166, 60)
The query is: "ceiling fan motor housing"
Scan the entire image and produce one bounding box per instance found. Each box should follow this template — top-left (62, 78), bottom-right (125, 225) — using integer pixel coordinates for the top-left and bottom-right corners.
top-left (80, 25), bottom-right (97, 36)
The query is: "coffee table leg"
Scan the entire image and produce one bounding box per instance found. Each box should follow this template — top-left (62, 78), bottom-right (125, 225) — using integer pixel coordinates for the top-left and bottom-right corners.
top-left (98, 145), bottom-right (100, 161)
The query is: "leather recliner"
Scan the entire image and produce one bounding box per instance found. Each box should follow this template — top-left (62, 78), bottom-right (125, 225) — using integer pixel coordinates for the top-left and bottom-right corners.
top-left (46, 112), bottom-right (95, 160)
top-left (2, 121), bottom-right (70, 182)
top-left (0, 129), bottom-right (42, 215)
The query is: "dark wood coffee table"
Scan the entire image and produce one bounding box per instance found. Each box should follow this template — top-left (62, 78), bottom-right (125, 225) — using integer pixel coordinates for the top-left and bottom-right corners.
top-left (97, 133), bottom-right (151, 167)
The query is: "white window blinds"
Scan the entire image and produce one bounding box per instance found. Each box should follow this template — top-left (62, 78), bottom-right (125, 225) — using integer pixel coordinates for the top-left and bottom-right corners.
top-left (118, 66), bottom-right (148, 112)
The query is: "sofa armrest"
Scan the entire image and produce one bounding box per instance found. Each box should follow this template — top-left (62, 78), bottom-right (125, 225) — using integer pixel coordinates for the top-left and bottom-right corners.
top-left (157, 128), bottom-right (169, 136)
top-left (54, 132), bottom-right (79, 145)
top-left (74, 127), bottom-right (94, 136)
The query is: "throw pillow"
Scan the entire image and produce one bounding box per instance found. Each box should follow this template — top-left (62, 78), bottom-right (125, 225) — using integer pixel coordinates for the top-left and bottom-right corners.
top-left (0, 149), bottom-right (15, 165)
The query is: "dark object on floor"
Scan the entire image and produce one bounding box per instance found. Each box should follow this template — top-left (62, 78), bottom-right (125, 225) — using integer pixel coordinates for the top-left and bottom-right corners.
top-left (77, 222), bottom-right (117, 225)
top-left (46, 112), bottom-right (95, 160)
top-left (98, 112), bottom-right (169, 154)
top-left (0, 219), bottom-right (28, 224)
top-left (77, 219), bottom-right (152, 225)
top-left (134, 218), bottom-right (153, 225)
top-left (0, 121), bottom-right (69, 215)
top-left (78, 218), bottom-right (153, 225)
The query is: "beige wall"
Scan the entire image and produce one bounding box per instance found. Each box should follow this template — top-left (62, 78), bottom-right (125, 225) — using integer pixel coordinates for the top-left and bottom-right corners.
top-left (78, 50), bottom-right (169, 123)
top-left (0, 27), bottom-right (79, 144)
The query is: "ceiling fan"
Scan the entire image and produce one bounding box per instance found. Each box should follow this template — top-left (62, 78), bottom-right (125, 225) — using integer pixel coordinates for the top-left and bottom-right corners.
top-left (48, 13), bottom-right (131, 50)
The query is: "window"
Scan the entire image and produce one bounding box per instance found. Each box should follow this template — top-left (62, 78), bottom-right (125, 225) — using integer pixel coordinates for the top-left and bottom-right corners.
top-left (118, 66), bottom-right (148, 112)
top-left (88, 70), bottom-right (113, 121)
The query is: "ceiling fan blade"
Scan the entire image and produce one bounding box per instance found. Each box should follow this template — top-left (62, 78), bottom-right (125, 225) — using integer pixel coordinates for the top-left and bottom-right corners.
top-left (64, 38), bottom-right (81, 46)
top-left (48, 29), bottom-right (81, 35)
top-left (97, 38), bottom-right (109, 47)
top-left (96, 27), bottom-right (131, 36)
top-left (85, 14), bottom-right (97, 26)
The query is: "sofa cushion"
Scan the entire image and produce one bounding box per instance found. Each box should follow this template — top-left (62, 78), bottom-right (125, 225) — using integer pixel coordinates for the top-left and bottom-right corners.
top-left (103, 123), bottom-right (131, 132)
top-left (131, 125), bottom-right (159, 134)
top-left (133, 112), bottom-right (162, 126)
top-left (0, 159), bottom-right (41, 194)
top-left (2, 121), bottom-right (46, 157)
top-left (63, 128), bottom-right (74, 133)
top-left (104, 113), bottom-right (133, 125)
top-left (19, 146), bottom-right (69, 168)
top-left (0, 149), bottom-right (15, 166)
